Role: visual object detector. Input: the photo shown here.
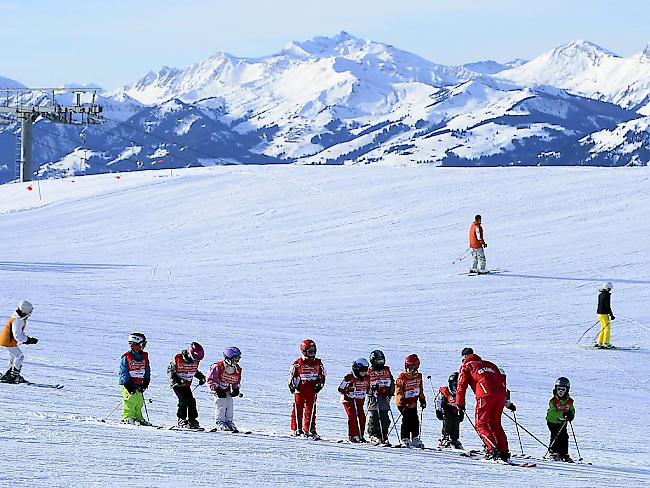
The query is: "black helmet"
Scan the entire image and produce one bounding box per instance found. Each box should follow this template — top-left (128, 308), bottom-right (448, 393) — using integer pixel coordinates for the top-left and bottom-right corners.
top-left (448, 372), bottom-right (459, 394)
top-left (352, 358), bottom-right (369, 379)
top-left (369, 350), bottom-right (385, 369)
top-left (555, 377), bottom-right (570, 396)
top-left (461, 347), bottom-right (474, 358)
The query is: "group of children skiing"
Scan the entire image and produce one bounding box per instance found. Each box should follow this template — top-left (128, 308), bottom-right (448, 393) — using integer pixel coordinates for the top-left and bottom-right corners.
top-left (112, 332), bottom-right (579, 462)
top-left (0, 271), bottom-right (598, 463)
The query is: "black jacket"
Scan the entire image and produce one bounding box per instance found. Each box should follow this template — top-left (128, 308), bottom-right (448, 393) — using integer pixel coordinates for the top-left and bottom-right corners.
top-left (597, 290), bottom-right (613, 315)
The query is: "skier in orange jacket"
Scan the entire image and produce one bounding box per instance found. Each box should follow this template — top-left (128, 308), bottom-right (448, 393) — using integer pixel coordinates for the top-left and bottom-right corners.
top-left (469, 215), bottom-right (487, 274)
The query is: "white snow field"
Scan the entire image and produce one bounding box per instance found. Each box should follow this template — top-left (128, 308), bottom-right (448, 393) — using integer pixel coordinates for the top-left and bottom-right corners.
top-left (0, 166), bottom-right (649, 487)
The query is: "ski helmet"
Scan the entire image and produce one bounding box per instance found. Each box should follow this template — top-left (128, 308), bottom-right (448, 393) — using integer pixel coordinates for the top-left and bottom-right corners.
top-left (128, 332), bottom-right (147, 349)
top-left (404, 354), bottom-right (420, 372)
top-left (448, 372), bottom-right (459, 394)
top-left (17, 300), bottom-right (33, 316)
top-left (188, 342), bottom-right (204, 361)
top-left (223, 346), bottom-right (241, 367)
top-left (300, 339), bottom-right (317, 358)
top-left (600, 281), bottom-right (613, 291)
top-left (555, 377), bottom-right (570, 395)
top-left (352, 358), bottom-right (369, 379)
top-left (369, 350), bottom-right (385, 369)
top-left (461, 347), bottom-right (474, 359)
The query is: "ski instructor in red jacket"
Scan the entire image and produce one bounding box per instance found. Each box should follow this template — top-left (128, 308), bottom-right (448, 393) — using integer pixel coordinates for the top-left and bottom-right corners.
top-left (456, 347), bottom-right (510, 461)
top-left (469, 214), bottom-right (487, 274)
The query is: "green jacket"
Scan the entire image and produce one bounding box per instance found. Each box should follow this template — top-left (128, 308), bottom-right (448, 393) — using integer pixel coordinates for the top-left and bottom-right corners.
top-left (546, 394), bottom-right (575, 424)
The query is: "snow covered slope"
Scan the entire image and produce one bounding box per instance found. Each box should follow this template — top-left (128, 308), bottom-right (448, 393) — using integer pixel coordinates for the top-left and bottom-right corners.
top-left (0, 166), bottom-right (648, 487)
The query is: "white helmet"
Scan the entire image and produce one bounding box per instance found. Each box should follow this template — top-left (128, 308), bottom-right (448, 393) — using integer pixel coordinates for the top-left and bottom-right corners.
top-left (17, 300), bottom-right (33, 316)
top-left (128, 332), bottom-right (147, 347)
top-left (600, 281), bottom-right (613, 291)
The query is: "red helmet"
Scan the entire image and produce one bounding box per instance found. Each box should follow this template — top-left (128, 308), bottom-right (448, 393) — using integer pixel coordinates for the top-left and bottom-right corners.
top-left (188, 342), bottom-right (204, 361)
top-left (404, 354), bottom-right (420, 371)
top-left (300, 339), bottom-right (317, 357)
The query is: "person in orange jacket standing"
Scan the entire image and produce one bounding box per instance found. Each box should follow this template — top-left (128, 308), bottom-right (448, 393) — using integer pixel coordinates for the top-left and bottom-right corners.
top-left (395, 354), bottom-right (426, 447)
top-left (469, 214), bottom-right (488, 274)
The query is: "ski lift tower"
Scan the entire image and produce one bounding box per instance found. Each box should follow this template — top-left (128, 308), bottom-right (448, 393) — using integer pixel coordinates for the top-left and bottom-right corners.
top-left (0, 88), bottom-right (104, 182)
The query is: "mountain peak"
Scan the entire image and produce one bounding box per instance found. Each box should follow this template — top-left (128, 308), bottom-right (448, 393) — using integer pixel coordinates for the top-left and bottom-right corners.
top-left (642, 43), bottom-right (650, 59)
top-left (550, 40), bottom-right (618, 62)
top-left (283, 31), bottom-right (368, 58)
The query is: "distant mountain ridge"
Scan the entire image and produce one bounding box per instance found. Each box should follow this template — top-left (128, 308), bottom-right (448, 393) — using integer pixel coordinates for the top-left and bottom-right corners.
top-left (1, 32), bottom-right (649, 182)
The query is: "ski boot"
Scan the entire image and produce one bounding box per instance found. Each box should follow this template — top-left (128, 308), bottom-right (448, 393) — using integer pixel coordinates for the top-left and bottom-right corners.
top-left (485, 449), bottom-right (500, 460)
top-left (225, 421), bottom-right (238, 433)
top-left (292, 429), bottom-right (304, 437)
top-left (451, 439), bottom-right (464, 450)
top-left (601, 343), bottom-right (614, 349)
top-left (349, 436), bottom-right (361, 443)
top-left (469, 269), bottom-right (478, 274)
top-left (438, 436), bottom-right (452, 448)
top-left (401, 438), bottom-right (412, 447)
top-left (177, 419), bottom-right (191, 428)
top-left (358, 437), bottom-right (368, 443)
top-left (214, 421), bottom-right (231, 431)
top-left (381, 437), bottom-right (391, 447)
top-left (122, 418), bottom-right (138, 425)
top-left (306, 430), bottom-right (320, 440)
top-left (138, 419), bottom-right (153, 427)
top-left (500, 450), bottom-right (511, 462)
top-left (369, 435), bottom-right (382, 445)
top-left (188, 419), bottom-right (201, 429)
top-left (549, 452), bottom-right (562, 461)
top-left (561, 455), bottom-right (574, 463)
top-left (411, 437), bottom-right (424, 448)
top-left (5, 367), bottom-right (27, 384)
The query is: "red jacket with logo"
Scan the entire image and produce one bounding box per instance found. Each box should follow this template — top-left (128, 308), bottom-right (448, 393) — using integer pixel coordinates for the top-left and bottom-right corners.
top-left (456, 354), bottom-right (506, 408)
top-left (395, 371), bottom-right (425, 409)
top-left (288, 357), bottom-right (326, 392)
top-left (169, 353), bottom-right (200, 387)
top-left (338, 372), bottom-right (369, 402)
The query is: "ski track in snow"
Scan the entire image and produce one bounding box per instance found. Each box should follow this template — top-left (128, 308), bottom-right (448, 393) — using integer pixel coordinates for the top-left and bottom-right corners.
top-left (0, 165), bottom-right (649, 487)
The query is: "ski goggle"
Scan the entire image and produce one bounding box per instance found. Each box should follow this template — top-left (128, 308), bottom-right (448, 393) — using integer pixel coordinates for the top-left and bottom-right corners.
top-left (305, 346), bottom-right (316, 356)
top-left (556, 386), bottom-right (567, 394)
top-left (226, 355), bottom-right (241, 364)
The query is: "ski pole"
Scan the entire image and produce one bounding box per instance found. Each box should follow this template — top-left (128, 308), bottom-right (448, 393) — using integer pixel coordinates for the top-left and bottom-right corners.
top-left (292, 395), bottom-right (300, 433)
top-left (351, 397), bottom-right (362, 440)
top-left (143, 393), bottom-right (151, 423)
top-left (512, 411), bottom-right (525, 456)
top-left (503, 412), bottom-right (548, 448)
top-left (576, 321), bottom-right (599, 344)
top-left (452, 248), bottom-right (470, 264)
top-left (388, 408), bottom-right (401, 445)
top-left (543, 421), bottom-right (567, 459)
top-left (102, 399), bottom-right (122, 422)
top-left (419, 406), bottom-right (424, 440)
top-left (568, 421), bottom-right (583, 461)
top-left (307, 393), bottom-right (318, 435)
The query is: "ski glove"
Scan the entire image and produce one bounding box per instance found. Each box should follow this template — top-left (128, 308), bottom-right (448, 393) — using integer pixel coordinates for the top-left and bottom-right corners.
top-left (25, 337), bottom-right (38, 345)
top-left (289, 384), bottom-right (296, 394)
top-left (124, 382), bottom-right (137, 394)
top-left (231, 388), bottom-right (240, 397)
top-left (505, 401), bottom-right (516, 412)
top-left (140, 379), bottom-right (149, 392)
top-left (610, 315), bottom-right (615, 320)
top-left (195, 371), bottom-right (206, 385)
top-left (313, 383), bottom-right (323, 393)
top-left (216, 388), bottom-right (228, 399)
top-left (420, 399), bottom-right (427, 409)
top-left (170, 374), bottom-right (184, 387)
top-left (458, 410), bottom-right (465, 422)
top-left (436, 410), bottom-right (444, 421)
top-left (562, 412), bottom-right (574, 422)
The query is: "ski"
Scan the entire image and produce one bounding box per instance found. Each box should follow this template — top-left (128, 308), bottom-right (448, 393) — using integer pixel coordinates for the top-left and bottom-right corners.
top-left (579, 344), bottom-right (639, 351)
top-left (169, 425), bottom-right (205, 432)
top-left (208, 427), bottom-right (252, 434)
top-left (461, 269), bottom-right (509, 276)
top-left (20, 381), bottom-right (64, 389)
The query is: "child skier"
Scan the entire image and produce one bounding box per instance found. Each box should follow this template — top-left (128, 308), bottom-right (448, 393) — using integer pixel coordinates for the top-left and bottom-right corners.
top-left (0, 301), bottom-right (37, 384)
top-left (596, 281), bottom-right (615, 348)
top-left (207, 346), bottom-right (243, 432)
top-left (395, 354), bottom-right (426, 448)
top-left (435, 372), bottom-right (464, 449)
top-left (168, 342), bottom-right (206, 429)
top-left (338, 358), bottom-right (370, 442)
top-left (288, 339), bottom-right (326, 439)
top-left (119, 333), bottom-right (151, 425)
top-left (546, 377), bottom-right (576, 462)
top-left (366, 349), bottom-right (395, 445)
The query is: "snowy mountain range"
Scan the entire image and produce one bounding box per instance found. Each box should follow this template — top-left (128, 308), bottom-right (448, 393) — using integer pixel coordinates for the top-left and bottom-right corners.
top-left (1, 32), bottom-right (650, 182)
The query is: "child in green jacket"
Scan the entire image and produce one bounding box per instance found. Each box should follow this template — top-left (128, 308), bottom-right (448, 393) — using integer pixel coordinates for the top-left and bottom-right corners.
top-left (546, 377), bottom-right (576, 462)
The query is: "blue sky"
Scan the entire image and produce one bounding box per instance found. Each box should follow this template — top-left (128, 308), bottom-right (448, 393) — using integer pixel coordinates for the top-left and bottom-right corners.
top-left (1, 0), bottom-right (648, 89)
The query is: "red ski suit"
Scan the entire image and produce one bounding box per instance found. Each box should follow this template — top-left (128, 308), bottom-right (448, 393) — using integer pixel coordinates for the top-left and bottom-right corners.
top-left (288, 356), bottom-right (326, 432)
top-left (338, 372), bottom-right (369, 438)
top-left (456, 354), bottom-right (508, 454)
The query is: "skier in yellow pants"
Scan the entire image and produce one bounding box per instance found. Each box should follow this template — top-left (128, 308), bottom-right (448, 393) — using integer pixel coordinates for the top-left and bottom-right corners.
top-left (596, 282), bottom-right (614, 349)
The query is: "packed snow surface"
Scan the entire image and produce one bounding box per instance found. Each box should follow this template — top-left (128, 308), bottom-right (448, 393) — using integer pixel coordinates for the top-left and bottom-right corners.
top-left (0, 166), bottom-right (649, 487)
